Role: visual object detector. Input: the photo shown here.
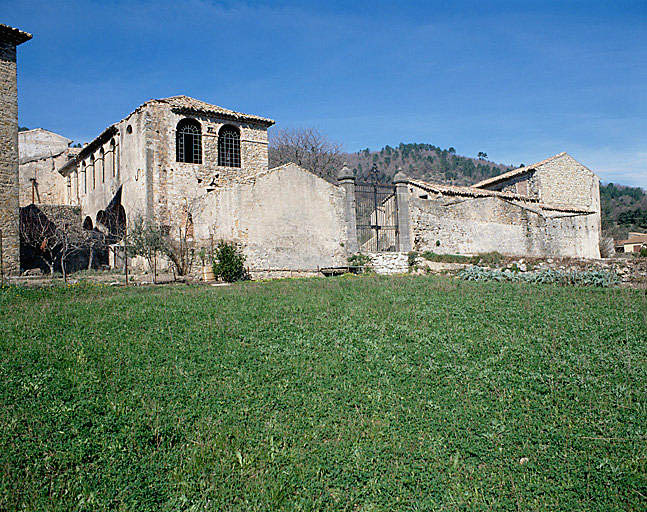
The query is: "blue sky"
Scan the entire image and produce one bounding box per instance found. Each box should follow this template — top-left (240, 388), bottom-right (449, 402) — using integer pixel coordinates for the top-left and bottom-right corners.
top-left (4, 0), bottom-right (646, 187)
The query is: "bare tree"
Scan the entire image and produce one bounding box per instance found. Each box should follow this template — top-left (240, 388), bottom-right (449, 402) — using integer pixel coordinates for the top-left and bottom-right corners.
top-left (128, 215), bottom-right (164, 282)
top-left (269, 127), bottom-right (344, 182)
top-left (127, 197), bottom-right (200, 279)
top-left (19, 205), bottom-right (105, 282)
top-left (19, 205), bottom-right (59, 276)
top-left (58, 222), bottom-right (94, 283)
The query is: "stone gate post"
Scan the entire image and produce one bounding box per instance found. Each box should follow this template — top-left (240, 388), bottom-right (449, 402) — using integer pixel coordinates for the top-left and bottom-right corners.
top-left (337, 164), bottom-right (358, 254)
top-left (393, 170), bottom-right (412, 252)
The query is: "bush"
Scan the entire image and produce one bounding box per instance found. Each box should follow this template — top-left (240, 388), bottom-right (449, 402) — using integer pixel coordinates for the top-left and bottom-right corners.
top-left (212, 241), bottom-right (250, 282)
top-left (421, 251), bottom-right (472, 264)
top-left (419, 251), bottom-right (503, 265)
top-left (348, 253), bottom-right (371, 267)
top-left (640, 246), bottom-right (647, 258)
top-left (475, 251), bottom-right (503, 265)
top-left (407, 251), bottom-right (418, 269)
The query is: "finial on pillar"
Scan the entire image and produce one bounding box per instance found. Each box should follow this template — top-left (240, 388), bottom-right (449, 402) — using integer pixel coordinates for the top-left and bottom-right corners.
top-left (393, 168), bottom-right (408, 184)
top-left (337, 163), bottom-right (355, 182)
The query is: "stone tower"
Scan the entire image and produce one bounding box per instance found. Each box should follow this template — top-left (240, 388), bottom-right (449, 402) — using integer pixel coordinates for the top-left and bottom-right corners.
top-left (0, 24), bottom-right (31, 275)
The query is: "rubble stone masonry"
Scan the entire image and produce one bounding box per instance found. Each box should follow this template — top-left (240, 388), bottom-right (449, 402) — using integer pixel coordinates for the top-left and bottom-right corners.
top-left (0, 41), bottom-right (20, 274)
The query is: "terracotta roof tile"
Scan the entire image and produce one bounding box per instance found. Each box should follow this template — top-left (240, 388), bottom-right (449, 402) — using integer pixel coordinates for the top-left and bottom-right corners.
top-left (409, 179), bottom-right (593, 214)
top-left (152, 95), bottom-right (274, 125)
top-left (0, 24), bottom-right (32, 45)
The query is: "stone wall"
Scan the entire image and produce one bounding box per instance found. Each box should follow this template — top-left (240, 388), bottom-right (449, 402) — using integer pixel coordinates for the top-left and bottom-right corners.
top-left (199, 163), bottom-right (348, 271)
top-left (533, 153), bottom-right (600, 211)
top-left (0, 40), bottom-right (20, 274)
top-left (481, 153), bottom-right (600, 213)
top-left (409, 191), bottom-right (601, 258)
top-left (367, 252), bottom-right (409, 274)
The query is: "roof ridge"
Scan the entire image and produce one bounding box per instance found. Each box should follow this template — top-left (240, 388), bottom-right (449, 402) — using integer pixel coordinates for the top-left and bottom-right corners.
top-left (472, 152), bottom-right (571, 188)
top-left (409, 179), bottom-right (593, 214)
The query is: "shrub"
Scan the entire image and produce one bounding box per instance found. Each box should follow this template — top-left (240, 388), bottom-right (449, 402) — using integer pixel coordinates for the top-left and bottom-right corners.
top-left (421, 251), bottom-right (473, 264)
top-left (640, 246), bottom-right (647, 258)
top-left (475, 251), bottom-right (503, 265)
top-left (407, 251), bottom-right (418, 269)
top-left (212, 241), bottom-right (250, 282)
top-left (348, 253), bottom-right (371, 267)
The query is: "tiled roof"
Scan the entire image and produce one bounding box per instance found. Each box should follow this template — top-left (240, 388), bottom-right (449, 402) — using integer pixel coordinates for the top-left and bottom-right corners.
top-left (152, 96), bottom-right (274, 125)
top-left (472, 152), bottom-right (567, 189)
top-left (57, 96), bottom-right (273, 175)
top-left (618, 234), bottom-right (647, 245)
top-left (0, 24), bottom-right (32, 45)
top-left (409, 179), bottom-right (593, 214)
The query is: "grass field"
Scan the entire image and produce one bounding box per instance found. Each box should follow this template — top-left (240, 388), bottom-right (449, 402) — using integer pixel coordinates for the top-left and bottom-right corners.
top-left (1, 276), bottom-right (645, 511)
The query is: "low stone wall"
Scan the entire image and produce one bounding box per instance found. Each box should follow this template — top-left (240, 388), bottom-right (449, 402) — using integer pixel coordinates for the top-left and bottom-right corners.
top-left (368, 252), bottom-right (409, 275)
top-left (249, 269), bottom-right (321, 280)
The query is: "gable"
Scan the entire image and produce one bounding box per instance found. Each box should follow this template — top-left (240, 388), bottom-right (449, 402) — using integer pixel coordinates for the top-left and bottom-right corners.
top-left (19, 129), bottom-right (72, 163)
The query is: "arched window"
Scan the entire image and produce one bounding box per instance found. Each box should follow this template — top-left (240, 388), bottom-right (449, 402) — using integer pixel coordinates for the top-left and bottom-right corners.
top-left (218, 125), bottom-right (241, 167)
top-left (176, 119), bottom-right (202, 164)
top-left (110, 139), bottom-right (116, 177)
top-left (100, 148), bottom-right (105, 183)
top-left (90, 155), bottom-right (95, 190)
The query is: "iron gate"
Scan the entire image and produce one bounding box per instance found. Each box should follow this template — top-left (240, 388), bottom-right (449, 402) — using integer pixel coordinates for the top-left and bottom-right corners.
top-left (355, 182), bottom-right (398, 252)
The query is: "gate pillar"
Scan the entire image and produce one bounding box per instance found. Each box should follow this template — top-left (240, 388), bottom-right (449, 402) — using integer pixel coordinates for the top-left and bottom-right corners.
top-left (393, 171), bottom-right (412, 252)
top-left (337, 164), bottom-right (359, 254)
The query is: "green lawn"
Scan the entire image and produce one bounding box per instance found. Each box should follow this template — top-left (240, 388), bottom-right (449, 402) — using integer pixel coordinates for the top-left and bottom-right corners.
top-left (1, 276), bottom-right (645, 511)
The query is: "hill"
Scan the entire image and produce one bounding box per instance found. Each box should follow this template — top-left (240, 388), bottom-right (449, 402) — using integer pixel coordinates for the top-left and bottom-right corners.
top-left (345, 143), bottom-right (512, 186)
top-left (600, 183), bottom-right (647, 239)
top-left (344, 143), bottom-right (646, 239)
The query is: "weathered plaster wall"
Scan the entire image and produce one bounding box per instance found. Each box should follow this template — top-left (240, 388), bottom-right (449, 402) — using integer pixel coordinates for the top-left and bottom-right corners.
top-left (18, 130), bottom-right (71, 206)
top-left (0, 41), bottom-right (20, 273)
top-left (199, 163), bottom-right (348, 270)
top-left (409, 191), bottom-right (601, 258)
top-left (70, 110), bottom-right (146, 228)
top-left (19, 153), bottom-right (69, 205)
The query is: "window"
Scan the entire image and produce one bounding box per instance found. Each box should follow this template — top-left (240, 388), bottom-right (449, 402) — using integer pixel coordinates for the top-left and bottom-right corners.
top-left (176, 119), bottom-right (202, 164)
top-left (218, 125), bottom-right (240, 167)
top-left (90, 155), bottom-right (95, 190)
top-left (82, 162), bottom-right (87, 194)
top-left (110, 139), bottom-right (116, 177)
top-left (100, 148), bottom-right (105, 183)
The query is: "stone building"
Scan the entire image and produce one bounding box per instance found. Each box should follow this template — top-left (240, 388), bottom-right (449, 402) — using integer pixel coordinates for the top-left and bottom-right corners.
top-left (0, 24), bottom-right (31, 275)
top-left (54, 95), bottom-right (357, 273)
top-left (58, 96), bottom-right (273, 233)
top-left (19, 128), bottom-right (77, 206)
top-left (48, 95), bottom-right (601, 275)
top-left (371, 152), bottom-right (601, 259)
